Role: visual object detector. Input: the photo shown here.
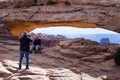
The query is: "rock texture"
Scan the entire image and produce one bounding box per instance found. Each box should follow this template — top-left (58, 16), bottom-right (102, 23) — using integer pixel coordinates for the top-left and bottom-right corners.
top-left (0, 21), bottom-right (13, 39)
top-left (0, 1), bottom-right (120, 80)
top-left (0, 0), bottom-right (120, 33)
top-left (0, 38), bottom-right (120, 80)
top-left (0, 60), bottom-right (80, 80)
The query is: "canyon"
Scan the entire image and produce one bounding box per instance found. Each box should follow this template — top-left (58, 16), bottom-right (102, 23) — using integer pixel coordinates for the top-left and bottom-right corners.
top-left (0, 0), bottom-right (120, 80)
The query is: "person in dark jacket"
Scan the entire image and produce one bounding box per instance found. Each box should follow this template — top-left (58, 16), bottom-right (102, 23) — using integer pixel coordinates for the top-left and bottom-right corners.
top-left (114, 47), bottom-right (120, 66)
top-left (19, 32), bottom-right (32, 69)
top-left (30, 35), bottom-right (41, 54)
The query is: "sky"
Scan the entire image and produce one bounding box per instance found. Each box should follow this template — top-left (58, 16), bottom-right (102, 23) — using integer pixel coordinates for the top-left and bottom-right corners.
top-left (30, 26), bottom-right (120, 44)
top-left (31, 26), bottom-right (119, 35)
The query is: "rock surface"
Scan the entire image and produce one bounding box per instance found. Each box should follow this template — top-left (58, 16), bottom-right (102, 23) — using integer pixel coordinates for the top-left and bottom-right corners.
top-left (0, 0), bottom-right (120, 33)
top-left (0, 38), bottom-right (120, 80)
top-left (0, 1), bottom-right (120, 79)
top-left (0, 21), bottom-right (13, 39)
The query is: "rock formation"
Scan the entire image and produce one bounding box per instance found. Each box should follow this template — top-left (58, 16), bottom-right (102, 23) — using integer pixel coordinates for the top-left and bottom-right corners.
top-left (0, 0), bottom-right (119, 35)
top-left (0, 21), bottom-right (13, 39)
top-left (0, 1), bottom-right (120, 80)
top-left (0, 38), bottom-right (120, 80)
top-left (100, 38), bottom-right (110, 44)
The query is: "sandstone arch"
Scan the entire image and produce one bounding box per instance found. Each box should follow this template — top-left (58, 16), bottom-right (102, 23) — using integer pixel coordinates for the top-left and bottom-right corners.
top-left (0, 0), bottom-right (119, 36)
top-left (5, 21), bottom-right (97, 36)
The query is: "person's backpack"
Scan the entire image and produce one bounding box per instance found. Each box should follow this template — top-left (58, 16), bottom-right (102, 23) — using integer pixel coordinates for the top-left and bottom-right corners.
top-left (114, 47), bottom-right (120, 66)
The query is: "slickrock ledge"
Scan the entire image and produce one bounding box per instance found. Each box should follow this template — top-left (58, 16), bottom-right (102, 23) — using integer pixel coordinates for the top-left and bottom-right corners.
top-left (0, 38), bottom-right (119, 80)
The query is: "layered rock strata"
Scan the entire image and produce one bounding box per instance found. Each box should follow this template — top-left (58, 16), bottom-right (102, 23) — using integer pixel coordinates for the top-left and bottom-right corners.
top-left (0, 38), bottom-right (120, 80)
top-left (0, 0), bottom-right (119, 33)
top-left (0, 21), bottom-right (13, 39)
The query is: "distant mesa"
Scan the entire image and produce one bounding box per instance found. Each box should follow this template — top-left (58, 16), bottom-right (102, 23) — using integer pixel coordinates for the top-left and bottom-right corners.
top-left (100, 38), bottom-right (110, 44)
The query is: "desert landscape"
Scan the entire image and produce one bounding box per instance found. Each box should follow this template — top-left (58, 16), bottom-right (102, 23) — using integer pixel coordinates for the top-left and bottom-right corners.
top-left (0, 37), bottom-right (120, 80)
top-left (0, 0), bottom-right (120, 80)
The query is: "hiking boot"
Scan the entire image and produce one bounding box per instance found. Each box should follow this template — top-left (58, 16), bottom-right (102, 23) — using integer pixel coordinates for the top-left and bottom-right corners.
top-left (18, 65), bottom-right (21, 69)
top-left (26, 65), bottom-right (29, 69)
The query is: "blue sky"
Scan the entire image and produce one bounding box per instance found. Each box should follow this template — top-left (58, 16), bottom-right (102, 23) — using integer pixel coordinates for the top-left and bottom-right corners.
top-left (30, 26), bottom-right (120, 44)
top-left (31, 26), bottom-right (119, 35)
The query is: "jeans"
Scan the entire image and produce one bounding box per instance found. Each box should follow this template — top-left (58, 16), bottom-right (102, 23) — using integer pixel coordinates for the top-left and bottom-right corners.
top-left (19, 51), bottom-right (30, 67)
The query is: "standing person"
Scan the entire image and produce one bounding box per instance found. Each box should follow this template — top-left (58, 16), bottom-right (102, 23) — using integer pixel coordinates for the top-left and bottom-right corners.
top-left (19, 32), bottom-right (32, 69)
top-left (114, 47), bottom-right (120, 66)
top-left (30, 35), bottom-right (41, 54)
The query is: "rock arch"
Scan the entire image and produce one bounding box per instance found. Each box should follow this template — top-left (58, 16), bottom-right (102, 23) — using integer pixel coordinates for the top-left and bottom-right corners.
top-left (0, 0), bottom-right (119, 36)
top-left (5, 21), bottom-right (97, 36)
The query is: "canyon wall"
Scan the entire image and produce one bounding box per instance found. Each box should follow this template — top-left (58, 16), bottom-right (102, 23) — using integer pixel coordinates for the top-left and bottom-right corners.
top-left (0, 21), bottom-right (13, 38)
top-left (0, 0), bottom-right (120, 35)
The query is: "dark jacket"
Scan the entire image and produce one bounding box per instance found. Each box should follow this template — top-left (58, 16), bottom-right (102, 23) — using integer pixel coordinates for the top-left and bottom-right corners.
top-left (33, 39), bottom-right (41, 46)
top-left (20, 35), bottom-right (32, 51)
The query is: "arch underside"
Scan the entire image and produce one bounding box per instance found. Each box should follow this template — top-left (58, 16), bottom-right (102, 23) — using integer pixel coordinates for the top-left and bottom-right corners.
top-left (5, 21), bottom-right (97, 36)
top-left (5, 20), bottom-right (120, 37)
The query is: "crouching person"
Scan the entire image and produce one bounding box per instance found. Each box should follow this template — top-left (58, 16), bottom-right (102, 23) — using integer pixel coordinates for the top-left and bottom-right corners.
top-left (30, 36), bottom-right (41, 54)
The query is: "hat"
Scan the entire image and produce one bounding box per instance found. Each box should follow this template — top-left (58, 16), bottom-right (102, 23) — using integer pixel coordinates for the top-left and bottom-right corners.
top-left (21, 32), bottom-right (28, 36)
